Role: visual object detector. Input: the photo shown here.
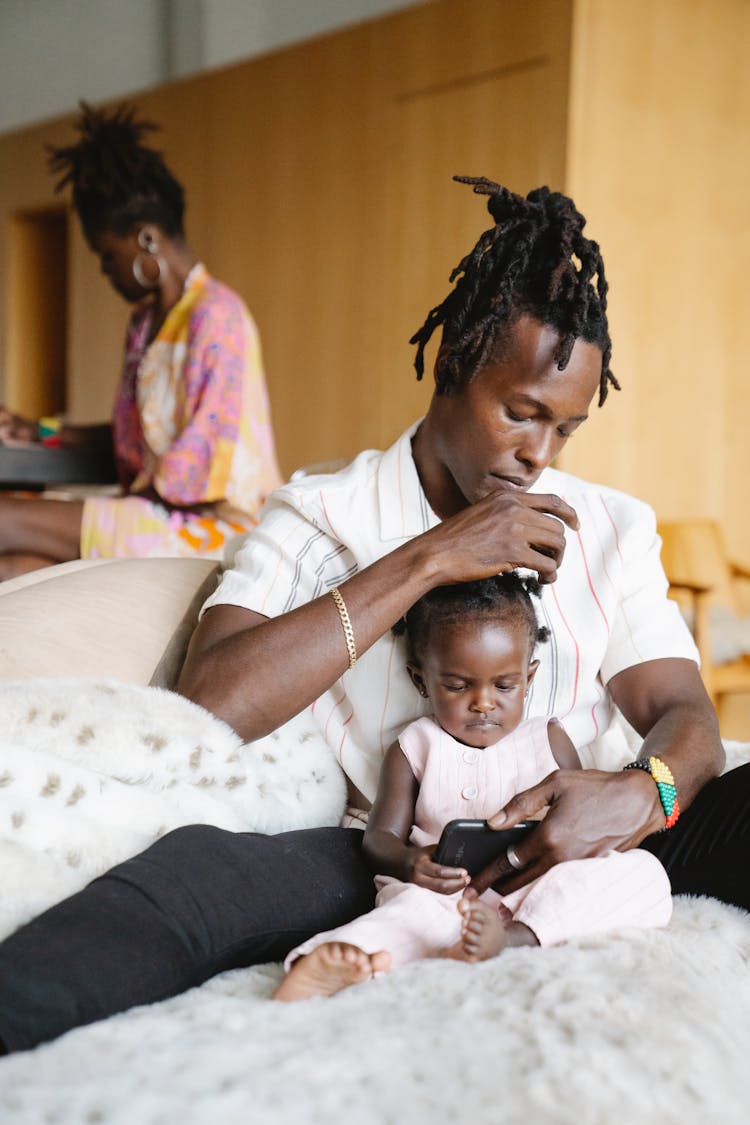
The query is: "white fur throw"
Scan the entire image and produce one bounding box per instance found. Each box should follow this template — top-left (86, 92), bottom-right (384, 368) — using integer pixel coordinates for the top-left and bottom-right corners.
top-left (0, 678), bottom-right (347, 939)
top-left (1, 683), bottom-right (749, 1122)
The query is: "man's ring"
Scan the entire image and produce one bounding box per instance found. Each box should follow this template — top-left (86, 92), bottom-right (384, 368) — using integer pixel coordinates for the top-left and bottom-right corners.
top-left (506, 844), bottom-right (525, 871)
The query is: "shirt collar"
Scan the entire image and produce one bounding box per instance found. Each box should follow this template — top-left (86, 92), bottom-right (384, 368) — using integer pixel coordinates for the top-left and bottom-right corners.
top-left (528, 465), bottom-right (555, 494)
top-left (377, 420), bottom-right (441, 541)
top-left (375, 430), bottom-right (563, 542)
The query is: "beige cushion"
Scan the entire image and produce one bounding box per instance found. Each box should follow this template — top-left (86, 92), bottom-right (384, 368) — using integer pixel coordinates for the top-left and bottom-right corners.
top-left (0, 558), bottom-right (220, 688)
top-left (0, 558), bottom-right (111, 596)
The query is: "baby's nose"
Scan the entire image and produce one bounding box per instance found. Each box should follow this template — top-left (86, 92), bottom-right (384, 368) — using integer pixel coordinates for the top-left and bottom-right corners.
top-left (469, 691), bottom-right (495, 713)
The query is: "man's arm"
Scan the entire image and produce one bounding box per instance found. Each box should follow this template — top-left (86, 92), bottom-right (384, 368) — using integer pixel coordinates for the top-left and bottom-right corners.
top-left (178, 539), bottom-right (439, 741)
top-left (178, 488), bottom-right (579, 741)
top-left (469, 657), bottom-right (723, 894)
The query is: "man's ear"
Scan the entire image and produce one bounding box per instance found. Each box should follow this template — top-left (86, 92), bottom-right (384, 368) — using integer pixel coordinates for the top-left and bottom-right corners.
top-left (434, 341), bottom-right (451, 388)
top-left (407, 661), bottom-right (428, 698)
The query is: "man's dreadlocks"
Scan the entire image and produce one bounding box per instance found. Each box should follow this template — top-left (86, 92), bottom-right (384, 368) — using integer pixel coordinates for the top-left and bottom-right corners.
top-left (410, 177), bottom-right (618, 406)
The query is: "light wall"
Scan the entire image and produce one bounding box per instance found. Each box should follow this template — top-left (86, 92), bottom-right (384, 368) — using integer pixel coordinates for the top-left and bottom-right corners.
top-left (562, 0), bottom-right (750, 564)
top-left (0, 0), bottom-right (424, 135)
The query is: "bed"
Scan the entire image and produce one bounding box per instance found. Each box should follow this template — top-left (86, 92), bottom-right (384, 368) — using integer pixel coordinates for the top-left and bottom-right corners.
top-left (1, 559), bottom-right (748, 1124)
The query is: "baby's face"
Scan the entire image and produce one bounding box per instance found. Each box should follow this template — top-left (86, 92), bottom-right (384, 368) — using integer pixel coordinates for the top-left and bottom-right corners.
top-left (413, 619), bottom-right (535, 748)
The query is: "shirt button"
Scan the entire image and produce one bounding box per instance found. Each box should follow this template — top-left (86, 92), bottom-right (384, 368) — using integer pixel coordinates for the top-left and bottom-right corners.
top-left (461, 785), bottom-right (478, 800)
top-left (462, 749), bottom-right (479, 765)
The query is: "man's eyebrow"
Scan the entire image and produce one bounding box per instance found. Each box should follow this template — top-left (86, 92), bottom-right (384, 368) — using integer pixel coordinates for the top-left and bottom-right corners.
top-left (512, 394), bottom-right (588, 423)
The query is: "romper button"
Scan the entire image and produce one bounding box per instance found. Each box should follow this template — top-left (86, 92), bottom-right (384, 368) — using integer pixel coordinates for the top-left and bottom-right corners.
top-left (463, 749), bottom-right (479, 765)
top-left (461, 785), bottom-right (478, 800)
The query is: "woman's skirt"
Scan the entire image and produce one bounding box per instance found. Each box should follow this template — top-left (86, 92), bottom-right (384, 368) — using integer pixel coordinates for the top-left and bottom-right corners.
top-left (80, 495), bottom-right (256, 560)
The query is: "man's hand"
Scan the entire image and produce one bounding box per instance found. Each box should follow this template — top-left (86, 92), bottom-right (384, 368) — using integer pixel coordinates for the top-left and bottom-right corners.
top-left (470, 768), bottom-right (664, 894)
top-left (424, 491), bottom-right (580, 586)
top-left (406, 845), bottom-right (471, 894)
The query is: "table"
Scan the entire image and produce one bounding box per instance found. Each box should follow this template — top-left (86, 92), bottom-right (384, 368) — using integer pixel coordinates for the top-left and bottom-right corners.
top-left (0, 443), bottom-right (118, 490)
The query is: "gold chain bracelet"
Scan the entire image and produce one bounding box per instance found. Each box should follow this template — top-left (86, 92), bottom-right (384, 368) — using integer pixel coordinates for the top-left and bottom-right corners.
top-left (330, 586), bottom-right (357, 669)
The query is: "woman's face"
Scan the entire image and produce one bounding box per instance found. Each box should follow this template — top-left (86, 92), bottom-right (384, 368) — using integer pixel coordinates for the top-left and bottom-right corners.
top-left (422, 314), bottom-right (603, 516)
top-left (90, 227), bottom-right (152, 303)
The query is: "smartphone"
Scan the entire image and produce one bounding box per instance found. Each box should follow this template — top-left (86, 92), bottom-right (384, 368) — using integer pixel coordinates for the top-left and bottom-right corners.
top-left (432, 819), bottom-right (536, 876)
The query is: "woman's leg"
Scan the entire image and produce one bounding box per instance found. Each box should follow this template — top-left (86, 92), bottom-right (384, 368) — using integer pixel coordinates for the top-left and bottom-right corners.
top-left (0, 552), bottom-right (58, 579)
top-left (640, 762), bottom-right (750, 909)
top-left (0, 824), bottom-right (374, 1054)
top-left (0, 497), bottom-right (83, 579)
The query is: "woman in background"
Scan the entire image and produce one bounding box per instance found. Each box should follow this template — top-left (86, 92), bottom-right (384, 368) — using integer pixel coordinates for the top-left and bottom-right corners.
top-left (0, 102), bottom-right (281, 579)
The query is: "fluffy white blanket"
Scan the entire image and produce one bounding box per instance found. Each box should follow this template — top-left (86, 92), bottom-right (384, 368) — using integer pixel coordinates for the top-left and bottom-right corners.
top-left (1, 680), bottom-right (749, 1124)
top-left (0, 679), bottom-right (347, 937)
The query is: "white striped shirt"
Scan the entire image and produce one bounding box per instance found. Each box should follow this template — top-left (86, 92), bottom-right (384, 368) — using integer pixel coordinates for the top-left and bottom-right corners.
top-left (204, 422), bottom-right (698, 801)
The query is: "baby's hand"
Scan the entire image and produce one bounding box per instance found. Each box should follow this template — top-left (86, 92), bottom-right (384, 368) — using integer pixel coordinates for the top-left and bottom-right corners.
top-left (408, 846), bottom-right (470, 894)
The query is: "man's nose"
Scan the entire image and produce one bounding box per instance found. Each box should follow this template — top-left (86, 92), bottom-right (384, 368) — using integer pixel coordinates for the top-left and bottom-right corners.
top-left (516, 425), bottom-right (559, 470)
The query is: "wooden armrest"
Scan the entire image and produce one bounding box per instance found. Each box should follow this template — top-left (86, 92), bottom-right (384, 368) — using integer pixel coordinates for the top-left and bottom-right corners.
top-left (729, 559), bottom-right (750, 581)
top-left (667, 579), bottom-right (713, 596)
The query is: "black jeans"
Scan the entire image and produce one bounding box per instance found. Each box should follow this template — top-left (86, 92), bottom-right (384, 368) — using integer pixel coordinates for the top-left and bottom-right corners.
top-left (1, 765), bottom-right (749, 1055)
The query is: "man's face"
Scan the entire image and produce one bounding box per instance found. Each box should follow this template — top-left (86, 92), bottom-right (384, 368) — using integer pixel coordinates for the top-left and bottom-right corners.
top-left (426, 315), bottom-right (602, 513)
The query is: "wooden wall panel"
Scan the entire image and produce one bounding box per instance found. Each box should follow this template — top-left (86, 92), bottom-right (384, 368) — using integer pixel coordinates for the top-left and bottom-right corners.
top-left (0, 0), bottom-right (572, 476)
top-left (563, 0), bottom-right (750, 737)
top-left (377, 50), bottom-right (571, 441)
top-left (6, 208), bottom-right (67, 417)
top-left (562, 0), bottom-right (750, 564)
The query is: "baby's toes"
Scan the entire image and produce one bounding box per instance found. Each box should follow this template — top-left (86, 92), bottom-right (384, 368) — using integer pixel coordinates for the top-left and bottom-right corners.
top-left (463, 908), bottom-right (486, 936)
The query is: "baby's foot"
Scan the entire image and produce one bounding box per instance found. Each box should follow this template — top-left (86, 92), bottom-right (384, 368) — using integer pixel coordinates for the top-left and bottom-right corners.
top-left (272, 942), bottom-right (391, 1001)
top-left (457, 898), bottom-right (511, 962)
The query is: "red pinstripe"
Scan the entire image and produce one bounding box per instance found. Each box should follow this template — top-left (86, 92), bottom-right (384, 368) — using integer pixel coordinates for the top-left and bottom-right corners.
top-left (324, 680), bottom-right (347, 741)
top-left (574, 528), bottom-right (610, 638)
top-left (319, 491), bottom-right (341, 541)
top-left (600, 495), bottom-right (623, 561)
top-left (550, 583), bottom-right (580, 717)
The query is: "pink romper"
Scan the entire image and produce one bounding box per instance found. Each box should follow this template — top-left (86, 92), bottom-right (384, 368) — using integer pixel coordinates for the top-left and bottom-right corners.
top-left (287, 717), bottom-right (672, 969)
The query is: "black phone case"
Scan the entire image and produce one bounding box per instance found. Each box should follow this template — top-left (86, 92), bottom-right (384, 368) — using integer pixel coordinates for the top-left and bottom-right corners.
top-left (432, 819), bottom-right (536, 875)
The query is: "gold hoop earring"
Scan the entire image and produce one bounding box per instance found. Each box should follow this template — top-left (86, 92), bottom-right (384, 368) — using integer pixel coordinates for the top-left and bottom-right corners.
top-left (133, 229), bottom-right (167, 289)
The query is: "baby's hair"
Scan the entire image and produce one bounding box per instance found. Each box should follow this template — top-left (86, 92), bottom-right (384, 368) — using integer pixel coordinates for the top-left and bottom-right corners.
top-left (393, 572), bottom-right (549, 664)
top-left (409, 176), bottom-right (618, 407)
top-left (46, 101), bottom-right (185, 242)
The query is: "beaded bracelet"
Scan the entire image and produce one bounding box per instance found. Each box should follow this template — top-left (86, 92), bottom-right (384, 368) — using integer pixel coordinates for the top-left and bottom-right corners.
top-left (38, 415), bottom-right (63, 447)
top-left (330, 586), bottom-right (357, 670)
top-left (623, 756), bottom-right (680, 830)
top-left (38, 416), bottom-right (62, 440)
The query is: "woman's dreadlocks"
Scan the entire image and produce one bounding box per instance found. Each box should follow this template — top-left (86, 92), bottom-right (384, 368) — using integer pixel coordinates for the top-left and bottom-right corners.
top-left (46, 101), bottom-right (185, 243)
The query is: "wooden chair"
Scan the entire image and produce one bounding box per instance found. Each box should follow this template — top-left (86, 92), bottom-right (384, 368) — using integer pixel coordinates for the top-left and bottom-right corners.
top-left (657, 518), bottom-right (750, 710)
